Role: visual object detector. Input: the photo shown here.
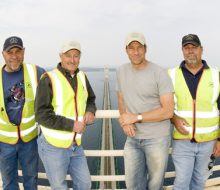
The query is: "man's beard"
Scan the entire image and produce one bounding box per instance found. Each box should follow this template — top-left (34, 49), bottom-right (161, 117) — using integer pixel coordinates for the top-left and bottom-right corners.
top-left (186, 59), bottom-right (197, 65)
top-left (185, 55), bottom-right (198, 65)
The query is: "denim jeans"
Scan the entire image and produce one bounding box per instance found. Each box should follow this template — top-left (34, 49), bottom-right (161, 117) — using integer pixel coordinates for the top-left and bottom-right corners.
top-left (124, 136), bottom-right (171, 190)
top-left (38, 134), bottom-right (91, 190)
top-left (172, 140), bottom-right (215, 190)
top-left (0, 139), bottom-right (38, 190)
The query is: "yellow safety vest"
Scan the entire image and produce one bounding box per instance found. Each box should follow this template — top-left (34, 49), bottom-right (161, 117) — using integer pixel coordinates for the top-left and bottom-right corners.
top-left (40, 69), bottom-right (88, 148)
top-left (169, 67), bottom-right (220, 142)
top-left (0, 63), bottom-right (38, 144)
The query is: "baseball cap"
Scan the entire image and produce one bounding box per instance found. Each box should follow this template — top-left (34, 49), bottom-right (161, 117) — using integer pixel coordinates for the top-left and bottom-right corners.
top-left (3, 36), bottom-right (23, 51)
top-left (182, 34), bottom-right (201, 47)
top-left (60, 40), bottom-right (81, 53)
top-left (125, 32), bottom-right (146, 46)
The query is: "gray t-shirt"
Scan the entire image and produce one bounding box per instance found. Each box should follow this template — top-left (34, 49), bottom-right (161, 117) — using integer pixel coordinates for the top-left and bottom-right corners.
top-left (116, 62), bottom-right (174, 139)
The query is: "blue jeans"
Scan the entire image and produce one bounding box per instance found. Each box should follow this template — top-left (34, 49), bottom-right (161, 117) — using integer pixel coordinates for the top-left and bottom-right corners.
top-left (124, 136), bottom-right (171, 190)
top-left (172, 140), bottom-right (215, 190)
top-left (0, 139), bottom-right (38, 190)
top-left (38, 134), bottom-right (91, 190)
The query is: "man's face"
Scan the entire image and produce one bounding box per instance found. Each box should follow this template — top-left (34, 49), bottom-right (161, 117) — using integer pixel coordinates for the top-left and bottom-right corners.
top-left (2, 47), bottom-right (24, 72)
top-left (126, 41), bottom-right (146, 65)
top-left (182, 44), bottom-right (203, 65)
top-left (60, 49), bottom-right (81, 75)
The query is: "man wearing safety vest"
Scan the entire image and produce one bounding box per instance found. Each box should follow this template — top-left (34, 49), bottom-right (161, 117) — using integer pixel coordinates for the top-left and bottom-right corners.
top-left (169, 34), bottom-right (220, 190)
top-left (0, 36), bottom-right (45, 190)
top-left (35, 40), bottom-right (96, 190)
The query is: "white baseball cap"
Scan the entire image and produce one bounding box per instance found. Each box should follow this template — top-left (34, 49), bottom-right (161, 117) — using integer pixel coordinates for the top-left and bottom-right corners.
top-left (60, 40), bottom-right (81, 53)
top-left (125, 32), bottom-right (146, 46)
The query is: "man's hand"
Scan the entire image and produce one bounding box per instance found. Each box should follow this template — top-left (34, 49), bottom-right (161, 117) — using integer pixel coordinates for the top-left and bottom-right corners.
top-left (84, 112), bottom-right (95, 125)
top-left (172, 115), bottom-right (189, 135)
top-left (73, 121), bottom-right (86, 133)
top-left (213, 141), bottom-right (220, 157)
top-left (122, 124), bottom-right (136, 137)
top-left (119, 113), bottom-right (138, 126)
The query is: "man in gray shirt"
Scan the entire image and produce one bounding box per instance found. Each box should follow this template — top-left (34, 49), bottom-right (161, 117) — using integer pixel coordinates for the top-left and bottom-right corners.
top-left (116, 32), bottom-right (174, 190)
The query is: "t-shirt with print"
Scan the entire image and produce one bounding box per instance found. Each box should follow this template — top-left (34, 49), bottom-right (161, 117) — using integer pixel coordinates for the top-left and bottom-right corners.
top-left (2, 65), bottom-right (45, 125)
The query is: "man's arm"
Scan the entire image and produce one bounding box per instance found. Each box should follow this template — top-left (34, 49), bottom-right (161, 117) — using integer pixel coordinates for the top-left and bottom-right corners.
top-left (213, 138), bottom-right (220, 157)
top-left (85, 76), bottom-right (97, 114)
top-left (36, 65), bottom-right (46, 81)
top-left (213, 84), bottom-right (220, 157)
top-left (117, 91), bottom-right (126, 115)
top-left (117, 91), bottom-right (136, 137)
top-left (119, 92), bottom-right (174, 126)
top-left (171, 114), bottom-right (189, 135)
top-left (84, 76), bottom-right (96, 124)
top-left (141, 92), bottom-right (174, 122)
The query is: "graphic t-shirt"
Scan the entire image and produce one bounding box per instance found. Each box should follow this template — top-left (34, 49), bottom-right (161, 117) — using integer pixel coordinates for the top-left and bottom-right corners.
top-left (2, 65), bottom-right (45, 126)
top-left (2, 68), bottom-right (24, 125)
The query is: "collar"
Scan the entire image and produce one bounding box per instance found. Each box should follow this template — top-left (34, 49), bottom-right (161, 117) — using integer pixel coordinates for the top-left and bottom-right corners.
top-left (2, 63), bottom-right (23, 73)
top-left (57, 63), bottom-right (79, 77)
top-left (179, 60), bottom-right (209, 70)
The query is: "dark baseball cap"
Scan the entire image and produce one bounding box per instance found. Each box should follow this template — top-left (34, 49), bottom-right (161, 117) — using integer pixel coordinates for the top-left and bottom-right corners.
top-left (3, 36), bottom-right (23, 51)
top-left (182, 34), bottom-right (201, 47)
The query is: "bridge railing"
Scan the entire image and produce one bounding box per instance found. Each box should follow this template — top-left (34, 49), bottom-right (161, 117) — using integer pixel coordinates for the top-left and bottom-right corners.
top-left (0, 110), bottom-right (220, 190)
top-left (2, 149), bottom-right (219, 190)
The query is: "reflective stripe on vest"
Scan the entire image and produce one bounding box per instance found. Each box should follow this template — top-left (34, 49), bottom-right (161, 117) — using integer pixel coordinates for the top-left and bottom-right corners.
top-left (168, 67), bottom-right (220, 142)
top-left (0, 63), bottom-right (38, 144)
top-left (40, 69), bottom-right (88, 148)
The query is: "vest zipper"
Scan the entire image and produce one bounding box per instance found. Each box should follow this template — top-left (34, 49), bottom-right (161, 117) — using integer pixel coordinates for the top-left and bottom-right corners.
top-left (75, 76), bottom-right (78, 121)
top-left (73, 76), bottom-right (78, 143)
top-left (191, 99), bottom-right (196, 142)
top-left (18, 125), bottom-right (21, 139)
top-left (191, 69), bottom-right (204, 142)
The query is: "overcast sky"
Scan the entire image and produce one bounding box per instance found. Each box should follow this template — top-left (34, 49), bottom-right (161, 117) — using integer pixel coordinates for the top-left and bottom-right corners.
top-left (1, 0), bottom-right (220, 69)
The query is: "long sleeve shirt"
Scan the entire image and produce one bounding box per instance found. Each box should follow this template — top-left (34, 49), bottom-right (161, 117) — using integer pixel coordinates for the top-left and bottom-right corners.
top-left (34, 63), bottom-right (96, 132)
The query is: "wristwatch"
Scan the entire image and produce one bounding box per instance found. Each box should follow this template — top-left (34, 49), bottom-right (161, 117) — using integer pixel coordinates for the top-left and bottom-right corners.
top-left (137, 114), bottom-right (143, 122)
